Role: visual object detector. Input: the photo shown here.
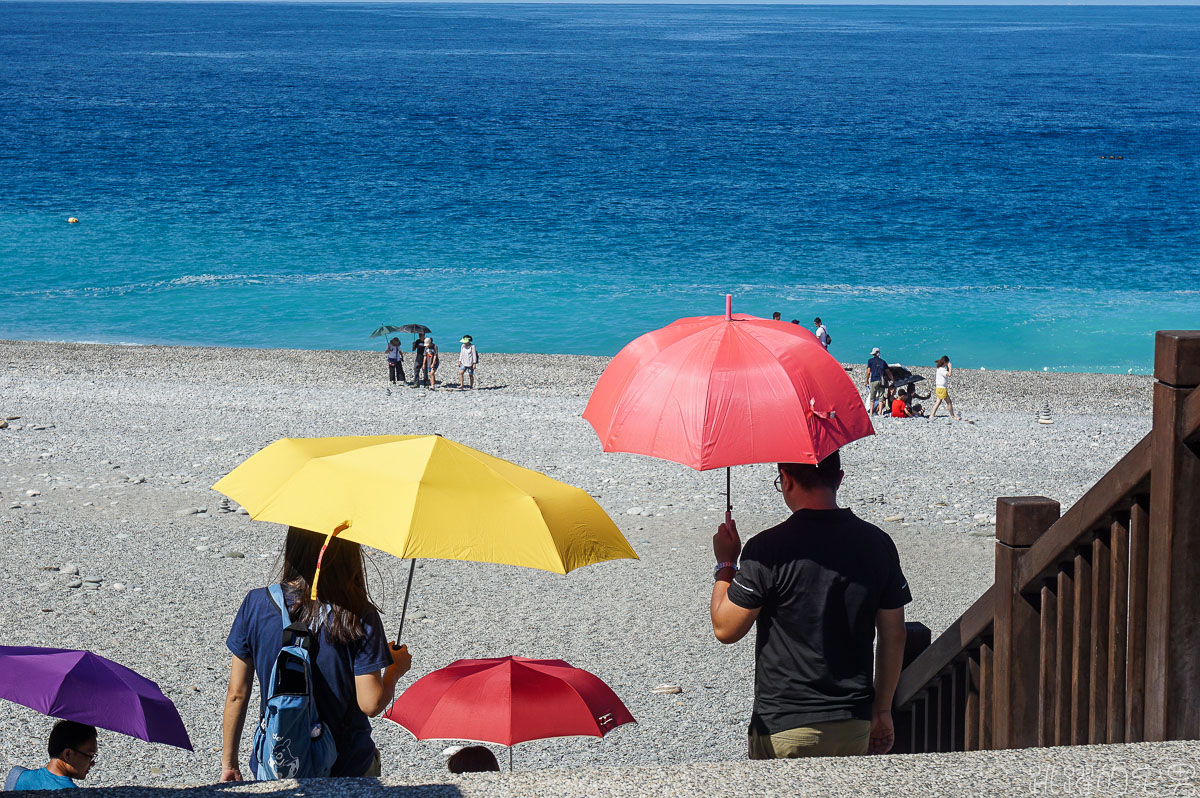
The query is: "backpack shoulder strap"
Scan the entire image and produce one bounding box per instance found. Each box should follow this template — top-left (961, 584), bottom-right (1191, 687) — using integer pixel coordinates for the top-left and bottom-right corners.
top-left (268, 584), bottom-right (324, 649)
top-left (266, 583), bottom-right (291, 630)
top-left (5, 766), bottom-right (30, 791)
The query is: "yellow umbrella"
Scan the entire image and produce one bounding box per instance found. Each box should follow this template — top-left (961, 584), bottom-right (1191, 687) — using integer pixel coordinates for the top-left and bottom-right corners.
top-left (212, 435), bottom-right (637, 638)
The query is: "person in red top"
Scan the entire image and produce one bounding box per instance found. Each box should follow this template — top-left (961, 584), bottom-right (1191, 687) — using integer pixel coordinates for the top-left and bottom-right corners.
top-left (891, 395), bottom-right (912, 418)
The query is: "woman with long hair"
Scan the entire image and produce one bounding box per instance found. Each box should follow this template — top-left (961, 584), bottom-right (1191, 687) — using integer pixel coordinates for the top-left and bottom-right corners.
top-left (929, 355), bottom-right (958, 420)
top-left (221, 527), bottom-right (411, 781)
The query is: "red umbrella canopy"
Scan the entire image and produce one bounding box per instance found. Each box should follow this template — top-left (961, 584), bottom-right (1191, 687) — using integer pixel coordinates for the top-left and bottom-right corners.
top-left (583, 298), bottom-right (873, 470)
top-left (384, 656), bottom-right (635, 747)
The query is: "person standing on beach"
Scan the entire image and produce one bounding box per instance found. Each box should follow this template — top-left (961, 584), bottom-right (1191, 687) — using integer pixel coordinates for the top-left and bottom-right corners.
top-left (221, 527), bottom-right (412, 781)
top-left (422, 336), bottom-right (439, 389)
top-left (813, 318), bottom-right (831, 349)
top-left (929, 355), bottom-right (957, 420)
top-left (458, 335), bottom-right (479, 389)
top-left (411, 335), bottom-right (426, 387)
top-left (865, 347), bottom-right (893, 416)
top-left (385, 338), bottom-right (405, 386)
top-left (709, 451), bottom-right (910, 759)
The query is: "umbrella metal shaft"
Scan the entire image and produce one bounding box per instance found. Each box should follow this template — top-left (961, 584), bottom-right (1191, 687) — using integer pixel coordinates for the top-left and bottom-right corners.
top-left (396, 558), bottom-right (416, 645)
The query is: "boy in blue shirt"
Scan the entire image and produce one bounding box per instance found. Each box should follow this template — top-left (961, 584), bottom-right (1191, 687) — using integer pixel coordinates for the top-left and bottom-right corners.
top-left (6, 720), bottom-right (97, 790)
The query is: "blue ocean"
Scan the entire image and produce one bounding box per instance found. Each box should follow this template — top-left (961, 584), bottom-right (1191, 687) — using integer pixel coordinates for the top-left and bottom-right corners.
top-left (1, 3), bottom-right (1198, 372)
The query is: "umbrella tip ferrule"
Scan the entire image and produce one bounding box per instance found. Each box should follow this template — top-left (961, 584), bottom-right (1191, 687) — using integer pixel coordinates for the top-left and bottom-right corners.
top-left (725, 294), bottom-right (732, 321)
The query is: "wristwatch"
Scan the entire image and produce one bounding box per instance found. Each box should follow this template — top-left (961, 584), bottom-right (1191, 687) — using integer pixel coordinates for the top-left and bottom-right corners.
top-left (714, 561), bottom-right (739, 578)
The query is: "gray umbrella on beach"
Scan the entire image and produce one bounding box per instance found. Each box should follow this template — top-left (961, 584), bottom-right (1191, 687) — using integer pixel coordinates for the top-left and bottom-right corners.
top-left (892, 374), bottom-right (925, 388)
top-left (370, 324), bottom-right (405, 340)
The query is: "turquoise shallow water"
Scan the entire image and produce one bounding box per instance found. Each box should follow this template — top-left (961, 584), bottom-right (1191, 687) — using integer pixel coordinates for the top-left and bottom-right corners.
top-left (1, 3), bottom-right (1198, 371)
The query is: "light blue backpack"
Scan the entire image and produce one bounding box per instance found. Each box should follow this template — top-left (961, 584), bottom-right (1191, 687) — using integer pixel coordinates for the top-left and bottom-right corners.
top-left (251, 584), bottom-right (338, 780)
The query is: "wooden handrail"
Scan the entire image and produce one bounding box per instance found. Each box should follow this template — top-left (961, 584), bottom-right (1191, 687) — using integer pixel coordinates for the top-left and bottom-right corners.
top-left (1182, 377), bottom-right (1200, 444)
top-left (893, 330), bottom-right (1200, 752)
top-left (1016, 435), bottom-right (1152, 593)
top-left (895, 586), bottom-right (995, 708)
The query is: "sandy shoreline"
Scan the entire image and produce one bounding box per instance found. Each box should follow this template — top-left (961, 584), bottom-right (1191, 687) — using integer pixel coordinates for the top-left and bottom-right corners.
top-left (0, 339), bottom-right (1170, 791)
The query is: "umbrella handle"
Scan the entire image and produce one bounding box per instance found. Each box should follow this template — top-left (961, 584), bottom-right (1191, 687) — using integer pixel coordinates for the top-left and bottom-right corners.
top-left (726, 466), bottom-right (731, 514)
top-left (395, 558), bottom-right (416, 645)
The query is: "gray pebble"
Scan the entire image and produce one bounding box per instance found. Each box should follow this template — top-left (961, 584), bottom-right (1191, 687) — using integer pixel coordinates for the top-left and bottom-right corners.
top-left (222, 551), bottom-right (245, 559)
top-left (66, 579), bottom-right (82, 589)
top-left (82, 581), bottom-right (100, 590)
top-left (82, 575), bottom-right (102, 584)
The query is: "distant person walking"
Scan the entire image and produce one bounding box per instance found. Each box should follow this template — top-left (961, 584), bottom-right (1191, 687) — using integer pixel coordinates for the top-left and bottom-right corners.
top-left (422, 337), bottom-right (439, 389)
top-left (411, 335), bottom-right (427, 387)
top-left (813, 318), bottom-right (831, 350)
top-left (929, 355), bottom-right (958, 420)
top-left (865, 348), bottom-right (893, 417)
top-left (458, 336), bottom-right (479, 390)
top-left (385, 338), bottom-right (406, 385)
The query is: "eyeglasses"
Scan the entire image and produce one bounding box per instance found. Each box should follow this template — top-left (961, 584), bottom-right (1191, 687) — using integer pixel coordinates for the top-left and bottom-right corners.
top-left (68, 748), bottom-right (97, 763)
top-left (774, 474), bottom-right (783, 493)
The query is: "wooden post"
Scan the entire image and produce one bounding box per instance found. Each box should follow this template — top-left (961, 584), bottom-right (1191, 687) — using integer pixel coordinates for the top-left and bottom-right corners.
top-left (1038, 584), bottom-right (1057, 747)
top-left (965, 654), bottom-right (981, 751)
top-left (1089, 532), bottom-right (1111, 743)
top-left (1126, 501), bottom-right (1149, 743)
top-left (1071, 550), bottom-right (1093, 745)
top-left (1107, 517), bottom-right (1129, 744)
top-left (1055, 569), bottom-right (1074, 746)
top-left (1145, 330), bottom-right (1200, 741)
top-left (993, 496), bottom-right (1060, 749)
top-left (979, 643), bottom-right (994, 749)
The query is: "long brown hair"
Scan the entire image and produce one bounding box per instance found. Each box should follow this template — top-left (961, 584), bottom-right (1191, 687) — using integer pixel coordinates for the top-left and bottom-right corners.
top-left (278, 526), bottom-right (378, 645)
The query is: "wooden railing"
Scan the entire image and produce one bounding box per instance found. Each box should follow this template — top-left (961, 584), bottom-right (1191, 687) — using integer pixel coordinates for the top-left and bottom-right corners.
top-left (892, 330), bottom-right (1200, 753)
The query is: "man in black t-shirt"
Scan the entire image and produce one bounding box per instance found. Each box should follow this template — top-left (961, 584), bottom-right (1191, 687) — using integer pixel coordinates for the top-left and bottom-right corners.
top-left (710, 450), bottom-right (910, 758)
top-left (411, 335), bottom-right (426, 387)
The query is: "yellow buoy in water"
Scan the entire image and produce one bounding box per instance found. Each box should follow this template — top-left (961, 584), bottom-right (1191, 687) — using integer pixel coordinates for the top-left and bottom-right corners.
top-left (67, 217), bottom-right (79, 224)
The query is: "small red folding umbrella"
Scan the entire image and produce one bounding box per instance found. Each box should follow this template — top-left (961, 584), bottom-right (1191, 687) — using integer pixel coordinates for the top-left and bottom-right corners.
top-left (583, 295), bottom-right (872, 509)
top-left (384, 656), bottom-right (634, 769)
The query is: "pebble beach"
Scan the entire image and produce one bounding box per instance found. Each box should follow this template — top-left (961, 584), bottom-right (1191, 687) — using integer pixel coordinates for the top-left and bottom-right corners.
top-left (3, 339), bottom-right (1194, 795)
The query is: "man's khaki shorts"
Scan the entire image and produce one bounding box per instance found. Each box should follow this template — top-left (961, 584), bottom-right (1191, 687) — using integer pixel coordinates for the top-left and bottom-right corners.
top-left (868, 380), bottom-right (886, 406)
top-left (748, 718), bottom-right (870, 759)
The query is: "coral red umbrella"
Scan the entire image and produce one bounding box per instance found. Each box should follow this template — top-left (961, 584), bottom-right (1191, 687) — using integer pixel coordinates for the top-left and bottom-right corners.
top-left (384, 656), bottom-right (634, 768)
top-left (583, 295), bottom-right (872, 508)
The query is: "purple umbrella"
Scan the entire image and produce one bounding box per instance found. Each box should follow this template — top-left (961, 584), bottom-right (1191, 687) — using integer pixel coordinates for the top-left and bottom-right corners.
top-left (0, 646), bottom-right (192, 750)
